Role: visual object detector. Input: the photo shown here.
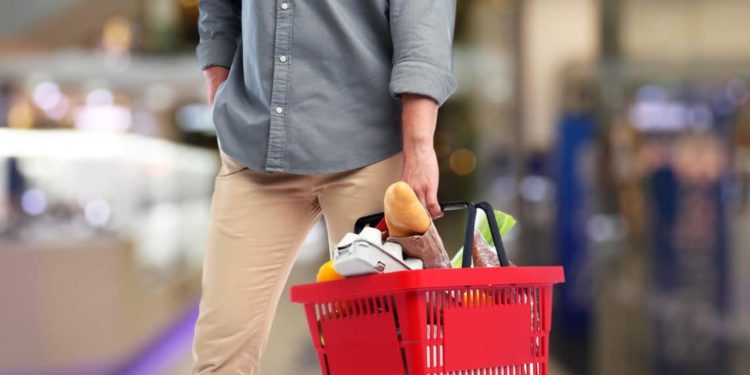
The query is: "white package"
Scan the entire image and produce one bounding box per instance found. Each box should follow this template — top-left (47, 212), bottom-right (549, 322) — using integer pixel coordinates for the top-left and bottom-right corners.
top-left (333, 227), bottom-right (424, 277)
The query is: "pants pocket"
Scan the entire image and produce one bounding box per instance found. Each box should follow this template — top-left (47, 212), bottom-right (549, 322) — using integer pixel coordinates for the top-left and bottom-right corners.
top-left (217, 150), bottom-right (249, 178)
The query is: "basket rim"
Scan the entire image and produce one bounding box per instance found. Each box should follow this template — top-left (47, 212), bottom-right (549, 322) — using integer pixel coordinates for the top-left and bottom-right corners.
top-left (290, 266), bottom-right (564, 303)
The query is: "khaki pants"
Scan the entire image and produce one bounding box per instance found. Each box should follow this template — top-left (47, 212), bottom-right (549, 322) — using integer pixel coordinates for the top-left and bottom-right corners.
top-left (192, 151), bottom-right (403, 374)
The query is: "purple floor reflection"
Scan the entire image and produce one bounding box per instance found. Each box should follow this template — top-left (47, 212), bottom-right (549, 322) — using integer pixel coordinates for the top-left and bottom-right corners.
top-left (115, 302), bottom-right (198, 375)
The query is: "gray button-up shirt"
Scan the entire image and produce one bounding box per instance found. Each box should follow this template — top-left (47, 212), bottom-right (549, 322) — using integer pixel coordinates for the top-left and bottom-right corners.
top-left (197, 0), bottom-right (457, 174)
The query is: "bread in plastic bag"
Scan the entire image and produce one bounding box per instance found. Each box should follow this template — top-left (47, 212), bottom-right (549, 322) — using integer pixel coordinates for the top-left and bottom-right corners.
top-left (386, 223), bottom-right (451, 269)
top-left (471, 229), bottom-right (500, 267)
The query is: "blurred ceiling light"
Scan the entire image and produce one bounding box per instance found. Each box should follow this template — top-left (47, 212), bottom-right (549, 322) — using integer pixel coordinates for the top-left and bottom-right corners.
top-left (449, 148), bottom-right (477, 176)
top-left (84, 198), bottom-right (111, 227)
top-left (32, 81), bottom-right (62, 111)
top-left (8, 99), bottom-right (34, 129)
top-left (21, 189), bottom-right (47, 216)
top-left (86, 88), bottom-right (114, 106)
top-left (101, 16), bottom-right (134, 53)
top-left (74, 105), bottom-right (132, 133)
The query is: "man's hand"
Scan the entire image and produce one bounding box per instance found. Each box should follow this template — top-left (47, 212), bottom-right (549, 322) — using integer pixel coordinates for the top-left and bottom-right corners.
top-left (203, 66), bottom-right (230, 108)
top-left (401, 94), bottom-right (442, 219)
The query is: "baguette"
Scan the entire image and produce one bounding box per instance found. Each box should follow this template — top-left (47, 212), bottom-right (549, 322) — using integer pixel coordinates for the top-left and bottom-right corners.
top-left (384, 181), bottom-right (431, 237)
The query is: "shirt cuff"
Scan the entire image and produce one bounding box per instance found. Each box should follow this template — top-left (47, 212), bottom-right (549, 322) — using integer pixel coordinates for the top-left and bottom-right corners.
top-left (196, 39), bottom-right (237, 71)
top-left (389, 60), bottom-right (457, 106)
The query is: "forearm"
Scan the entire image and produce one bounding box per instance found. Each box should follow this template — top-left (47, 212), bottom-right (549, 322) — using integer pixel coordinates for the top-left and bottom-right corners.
top-left (401, 94), bottom-right (438, 154)
top-left (400, 94), bottom-right (443, 218)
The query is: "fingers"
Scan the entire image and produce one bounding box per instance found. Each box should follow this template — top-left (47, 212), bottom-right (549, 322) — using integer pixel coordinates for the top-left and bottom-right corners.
top-left (415, 184), bottom-right (442, 220)
top-left (402, 175), bottom-right (441, 219)
top-left (414, 189), bottom-right (427, 211)
top-left (426, 189), bottom-right (443, 219)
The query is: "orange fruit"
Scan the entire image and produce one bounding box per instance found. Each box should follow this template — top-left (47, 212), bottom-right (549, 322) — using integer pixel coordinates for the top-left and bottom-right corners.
top-left (462, 290), bottom-right (494, 307)
top-left (316, 260), bottom-right (345, 283)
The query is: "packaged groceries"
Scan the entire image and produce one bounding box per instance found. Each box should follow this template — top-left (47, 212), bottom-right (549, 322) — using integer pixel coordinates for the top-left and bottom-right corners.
top-left (386, 224), bottom-right (450, 268)
top-left (332, 227), bottom-right (424, 277)
top-left (471, 229), bottom-right (500, 267)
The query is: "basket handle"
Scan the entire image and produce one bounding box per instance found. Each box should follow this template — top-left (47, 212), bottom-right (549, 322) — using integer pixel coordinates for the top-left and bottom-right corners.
top-left (352, 200), bottom-right (510, 268)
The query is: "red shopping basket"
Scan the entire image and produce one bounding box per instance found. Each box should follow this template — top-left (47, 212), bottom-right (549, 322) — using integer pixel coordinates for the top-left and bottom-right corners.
top-left (291, 201), bottom-right (565, 375)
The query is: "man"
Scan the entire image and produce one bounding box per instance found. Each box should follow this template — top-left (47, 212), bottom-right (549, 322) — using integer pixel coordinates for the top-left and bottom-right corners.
top-left (192, 1), bottom-right (457, 373)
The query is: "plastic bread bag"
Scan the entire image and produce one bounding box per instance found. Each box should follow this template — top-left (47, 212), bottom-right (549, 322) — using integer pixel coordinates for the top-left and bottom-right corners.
top-left (387, 223), bottom-right (451, 269)
top-left (451, 208), bottom-right (517, 268)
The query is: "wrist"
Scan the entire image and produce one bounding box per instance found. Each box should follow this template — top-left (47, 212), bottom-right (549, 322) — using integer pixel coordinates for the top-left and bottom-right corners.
top-left (403, 135), bottom-right (433, 151)
top-left (400, 93), bottom-right (438, 157)
top-left (203, 66), bottom-right (229, 82)
top-left (403, 138), bottom-right (435, 162)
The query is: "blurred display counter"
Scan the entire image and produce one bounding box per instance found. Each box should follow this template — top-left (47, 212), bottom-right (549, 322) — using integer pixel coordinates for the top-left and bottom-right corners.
top-left (0, 129), bottom-right (218, 373)
top-left (0, 237), bottom-right (200, 374)
top-left (0, 50), bottom-right (202, 97)
top-left (0, 129), bottom-right (218, 270)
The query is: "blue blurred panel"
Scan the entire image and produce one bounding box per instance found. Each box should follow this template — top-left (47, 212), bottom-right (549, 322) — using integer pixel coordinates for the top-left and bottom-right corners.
top-left (649, 166), bottom-right (730, 375)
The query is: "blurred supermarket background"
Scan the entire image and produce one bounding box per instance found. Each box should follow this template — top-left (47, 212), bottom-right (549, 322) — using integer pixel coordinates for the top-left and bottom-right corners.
top-left (2, 0), bottom-right (750, 374)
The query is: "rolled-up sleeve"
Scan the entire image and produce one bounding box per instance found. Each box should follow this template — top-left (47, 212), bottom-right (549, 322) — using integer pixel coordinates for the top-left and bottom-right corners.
top-left (196, 0), bottom-right (242, 70)
top-left (388, 0), bottom-right (457, 106)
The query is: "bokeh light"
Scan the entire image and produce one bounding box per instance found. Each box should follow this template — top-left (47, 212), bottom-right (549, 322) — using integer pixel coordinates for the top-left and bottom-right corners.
top-left (21, 189), bottom-right (47, 216)
top-left (84, 198), bottom-right (111, 227)
top-left (8, 99), bottom-right (35, 129)
top-left (32, 81), bottom-right (62, 111)
top-left (449, 148), bottom-right (477, 176)
top-left (101, 17), bottom-right (134, 53)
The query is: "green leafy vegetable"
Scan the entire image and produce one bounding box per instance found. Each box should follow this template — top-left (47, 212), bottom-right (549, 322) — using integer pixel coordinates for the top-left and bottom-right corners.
top-left (450, 210), bottom-right (516, 268)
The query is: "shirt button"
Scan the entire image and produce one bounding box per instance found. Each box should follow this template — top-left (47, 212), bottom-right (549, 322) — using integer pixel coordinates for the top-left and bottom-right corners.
top-left (280, 3), bottom-right (289, 10)
top-left (275, 106), bottom-right (284, 114)
top-left (279, 55), bottom-right (287, 62)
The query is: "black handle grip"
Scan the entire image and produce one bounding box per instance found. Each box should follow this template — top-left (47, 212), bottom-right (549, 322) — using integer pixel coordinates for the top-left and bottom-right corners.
top-left (353, 200), bottom-right (471, 234)
top-left (352, 200), bottom-right (510, 268)
top-left (474, 201), bottom-right (510, 267)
